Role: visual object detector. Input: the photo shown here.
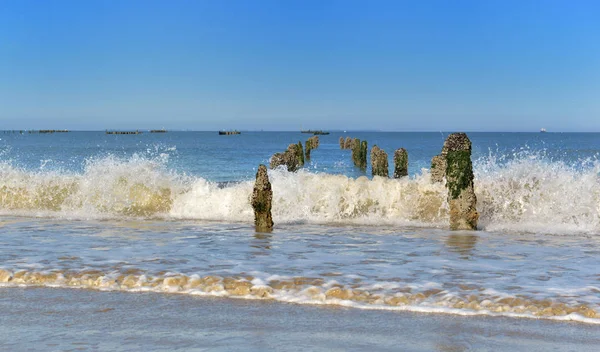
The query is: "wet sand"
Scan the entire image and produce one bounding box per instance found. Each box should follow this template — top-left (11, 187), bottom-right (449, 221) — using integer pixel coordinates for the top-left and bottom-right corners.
top-left (1, 287), bottom-right (599, 351)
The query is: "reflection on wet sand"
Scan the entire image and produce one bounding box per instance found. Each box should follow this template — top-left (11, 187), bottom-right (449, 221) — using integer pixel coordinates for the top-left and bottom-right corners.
top-left (251, 233), bottom-right (272, 253)
top-left (445, 234), bottom-right (478, 259)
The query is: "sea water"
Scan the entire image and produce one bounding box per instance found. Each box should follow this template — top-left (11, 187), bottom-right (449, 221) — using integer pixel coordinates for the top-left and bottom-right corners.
top-left (1, 131), bottom-right (600, 333)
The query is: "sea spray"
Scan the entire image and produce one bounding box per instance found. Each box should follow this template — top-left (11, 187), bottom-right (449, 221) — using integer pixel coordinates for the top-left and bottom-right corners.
top-left (474, 153), bottom-right (600, 234)
top-left (0, 155), bottom-right (189, 218)
top-left (2, 153), bottom-right (600, 234)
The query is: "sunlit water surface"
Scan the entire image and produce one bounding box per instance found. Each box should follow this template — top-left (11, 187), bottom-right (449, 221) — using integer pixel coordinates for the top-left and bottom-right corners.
top-left (1, 131), bottom-right (600, 326)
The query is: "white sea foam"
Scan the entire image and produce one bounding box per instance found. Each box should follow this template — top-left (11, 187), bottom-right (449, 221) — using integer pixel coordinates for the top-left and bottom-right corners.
top-left (1, 267), bottom-right (598, 325)
top-left (474, 153), bottom-right (600, 234)
top-left (1, 153), bottom-right (600, 234)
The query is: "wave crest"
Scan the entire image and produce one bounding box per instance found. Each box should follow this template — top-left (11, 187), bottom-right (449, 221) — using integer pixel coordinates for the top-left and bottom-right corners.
top-left (1, 153), bottom-right (600, 234)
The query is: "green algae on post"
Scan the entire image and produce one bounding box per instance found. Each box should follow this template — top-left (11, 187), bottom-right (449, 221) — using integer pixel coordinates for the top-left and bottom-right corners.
top-left (306, 139), bottom-right (313, 160)
top-left (352, 139), bottom-right (367, 169)
top-left (371, 145), bottom-right (389, 177)
top-left (305, 136), bottom-right (319, 160)
top-left (297, 141), bottom-right (304, 166)
top-left (359, 140), bottom-right (368, 169)
top-left (443, 133), bottom-right (478, 230)
top-left (351, 138), bottom-right (361, 166)
top-left (393, 148), bottom-right (408, 178)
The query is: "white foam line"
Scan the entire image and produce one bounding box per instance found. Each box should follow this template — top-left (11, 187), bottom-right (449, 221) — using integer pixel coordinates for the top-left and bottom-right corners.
top-left (1, 283), bottom-right (598, 325)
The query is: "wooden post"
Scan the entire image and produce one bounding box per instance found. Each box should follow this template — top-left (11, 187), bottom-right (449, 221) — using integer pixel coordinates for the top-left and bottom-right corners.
top-left (444, 133), bottom-right (478, 230)
top-left (251, 165), bottom-right (274, 232)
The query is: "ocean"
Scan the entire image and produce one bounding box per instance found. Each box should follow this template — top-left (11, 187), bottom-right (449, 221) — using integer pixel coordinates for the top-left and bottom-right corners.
top-left (1, 131), bottom-right (599, 350)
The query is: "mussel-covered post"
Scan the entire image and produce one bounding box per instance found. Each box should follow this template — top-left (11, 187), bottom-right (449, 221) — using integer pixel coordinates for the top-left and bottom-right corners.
top-left (393, 148), bottom-right (408, 178)
top-left (270, 144), bottom-right (301, 172)
top-left (444, 133), bottom-right (478, 230)
top-left (306, 136), bottom-right (319, 160)
top-left (359, 140), bottom-right (368, 169)
top-left (430, 155), bottom-right (446, 183)
top-left (339, 137), bottom-right (345, 149)
top-left (297, 141), bottom-right (304, 166)
top-left (371, 145), bottom-right (388, 177)
top-left (270, 153), bottom-right (285, 170)
top-left (431, 140), bottom-right (449, 183)
top-left (351, 138), bottom-right (361, 166)
top-left (251, 165), bottom-right (274, 232)
top-left (344, 137), bottom-right (352, 149)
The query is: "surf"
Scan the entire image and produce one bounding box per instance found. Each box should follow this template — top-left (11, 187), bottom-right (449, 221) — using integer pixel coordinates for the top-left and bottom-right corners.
top-left (0, 152), bottom-right (599, 235)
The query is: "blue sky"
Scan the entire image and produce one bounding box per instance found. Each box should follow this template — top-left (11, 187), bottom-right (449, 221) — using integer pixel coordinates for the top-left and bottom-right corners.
top-left (1, 0), bottom-right (599, 131)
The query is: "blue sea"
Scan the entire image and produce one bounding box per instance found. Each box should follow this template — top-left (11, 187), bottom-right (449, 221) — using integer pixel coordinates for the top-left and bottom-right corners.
top-left (1, 131), bottom-right (600, 349)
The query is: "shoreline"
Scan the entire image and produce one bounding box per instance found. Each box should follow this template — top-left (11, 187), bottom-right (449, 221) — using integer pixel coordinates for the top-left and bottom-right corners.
top-left (1, 287), bottom-right (600, 351)
top-left (1, 280), bottom-right (598, 326)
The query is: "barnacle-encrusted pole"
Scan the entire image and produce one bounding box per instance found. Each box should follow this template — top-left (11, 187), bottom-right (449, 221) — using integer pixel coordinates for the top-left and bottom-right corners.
top-left (251, 165), bottom-right (274, 232)
top-left (444, 133), bottom-right (478, 230)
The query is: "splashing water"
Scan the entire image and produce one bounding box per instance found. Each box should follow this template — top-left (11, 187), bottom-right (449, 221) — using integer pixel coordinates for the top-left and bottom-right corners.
top-left (1, 150), bottom-right (600, 234)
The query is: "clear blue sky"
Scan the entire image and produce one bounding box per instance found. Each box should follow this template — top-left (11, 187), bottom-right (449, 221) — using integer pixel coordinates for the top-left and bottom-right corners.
top-left (1, 0), bottom-right (599, 131)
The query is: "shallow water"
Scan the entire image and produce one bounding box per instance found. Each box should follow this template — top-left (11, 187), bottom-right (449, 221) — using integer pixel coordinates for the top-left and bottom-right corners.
top-left (1, 217), bottom-right (599, 323)
top-left (2, 287), bottom-right (600, 352)
top-left (1, 131), bottom-right (600, 335)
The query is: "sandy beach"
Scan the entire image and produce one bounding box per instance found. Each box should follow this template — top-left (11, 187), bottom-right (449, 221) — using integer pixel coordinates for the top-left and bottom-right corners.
top-left (1, 287), bottom-right (599, 351)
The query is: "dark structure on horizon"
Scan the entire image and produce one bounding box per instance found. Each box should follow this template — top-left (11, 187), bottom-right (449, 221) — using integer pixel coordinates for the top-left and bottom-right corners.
top-left (106, 130), bottom-right (142, 135)
top-left (301, 130), bottom-right (329, 135)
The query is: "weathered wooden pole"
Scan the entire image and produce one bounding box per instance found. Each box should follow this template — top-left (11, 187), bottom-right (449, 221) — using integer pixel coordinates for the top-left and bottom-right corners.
top-left (344, 137), bottom-right (352, 149)
top-left (251, 165), bottom-right (274, 232)
top-left (351, 138), bottom-right (361, 166)
top-left (305, 136), bottom-right (319, 160)
top-left (339, 137), bottom-right (345, 149)
top-left (351, 139), bottom-right (368, 169)
top-left (359, 140), bottom-right (368, 169)
top-left (269, 153), bottom-right (285, 170)
top-left (297, 141), bottom-right (304, 166)
top-left (431, 139), bottom-right (450, 183)
top-left (371, 145), bottom-right (388, 177)
top-left (308, 135), bottom-right (319, 148)
top-left (270, 144), bottom-right (301, 172)
top-left (430, 155), bottom-right (446, 183)
top-left (444, 133), bottom-right (478, 230)
top-left (393, 148), bottom-right (408, 178)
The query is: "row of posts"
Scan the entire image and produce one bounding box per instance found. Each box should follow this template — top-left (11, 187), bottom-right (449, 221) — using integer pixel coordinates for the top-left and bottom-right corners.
top-left (269, 136), bottom-right (320, 172)
top-left (340, 136), bottom-right (408, 178)
top-left (252, 133), bottom-right (478, 232)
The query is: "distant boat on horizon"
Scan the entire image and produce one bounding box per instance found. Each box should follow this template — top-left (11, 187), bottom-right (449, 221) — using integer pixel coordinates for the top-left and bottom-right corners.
top-left (540, 128), bottom-right (547, 133)
top-left (301, 130), bottom-right (330, 135)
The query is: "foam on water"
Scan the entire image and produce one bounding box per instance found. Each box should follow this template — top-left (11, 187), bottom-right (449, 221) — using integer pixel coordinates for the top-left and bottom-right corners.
top-left (1, 151), bottom-right (600, 234)
top-left (1, 267), bottom-right (598, 324)
top-left (474, 152), bottom-right (600, 234)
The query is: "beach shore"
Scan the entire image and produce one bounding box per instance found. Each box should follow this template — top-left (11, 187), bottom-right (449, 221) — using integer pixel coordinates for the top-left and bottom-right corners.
top-left (1, 287), bottom-right (599, 351)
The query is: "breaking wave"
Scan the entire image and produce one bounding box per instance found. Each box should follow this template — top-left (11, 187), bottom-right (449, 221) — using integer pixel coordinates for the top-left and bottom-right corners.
top-left (1, 267), bottom-right (598, 324)
top-left (1, 152), bottom-right (600, 234)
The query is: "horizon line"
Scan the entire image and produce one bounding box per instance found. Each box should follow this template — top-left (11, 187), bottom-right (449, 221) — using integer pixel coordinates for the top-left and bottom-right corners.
top-left (1, 129), bottom-right (596, 133)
